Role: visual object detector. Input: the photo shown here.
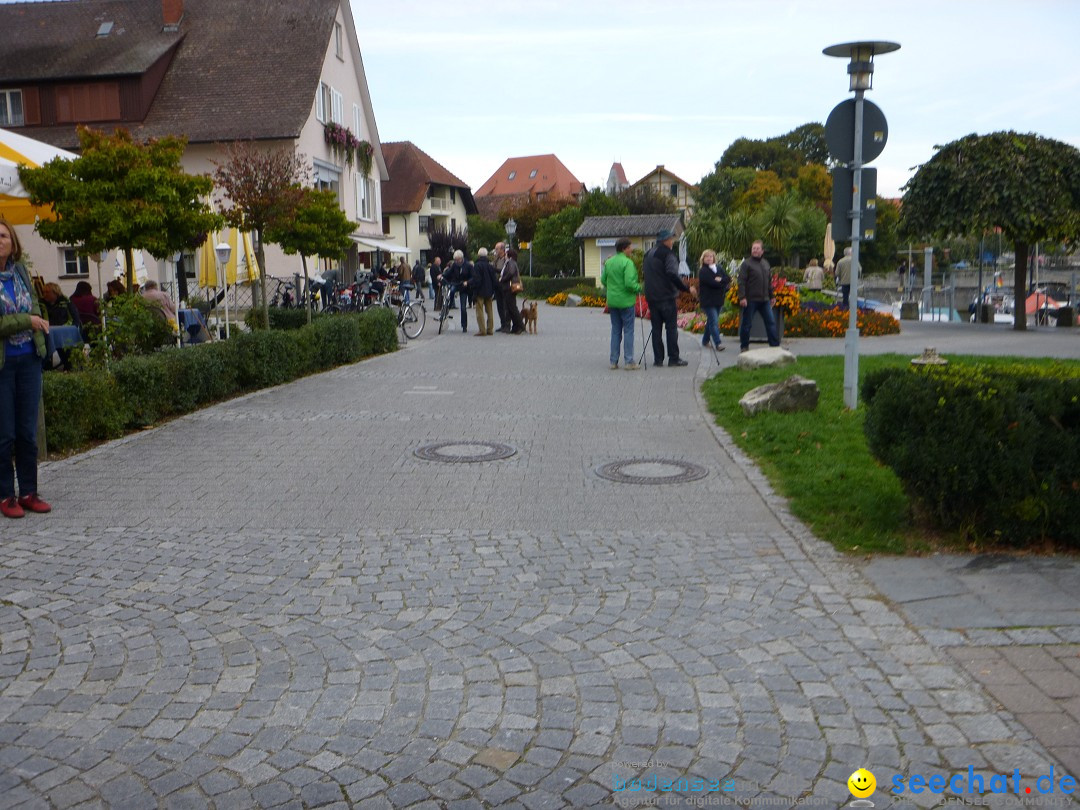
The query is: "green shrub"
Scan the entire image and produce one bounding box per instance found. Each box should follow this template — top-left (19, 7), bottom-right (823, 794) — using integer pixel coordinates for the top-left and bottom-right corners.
top-left (43, 370), bottom-right (129, 453)
top-left (42, 308), bottom-right (398, 454)
top-left (98, 294), bottom-right (175, 358)
top-left (232, 329), bottom-right (303, 389)
top-left (521, 277), bottom-right (587, 299)
top-left (863, 363), bottom-right (1080, 547)
top-left (245, 307), bottom-right (327, 331)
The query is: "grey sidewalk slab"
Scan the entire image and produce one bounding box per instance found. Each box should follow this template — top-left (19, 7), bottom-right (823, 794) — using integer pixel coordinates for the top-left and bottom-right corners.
top-left (0, 304), bottom-right (1077, 808)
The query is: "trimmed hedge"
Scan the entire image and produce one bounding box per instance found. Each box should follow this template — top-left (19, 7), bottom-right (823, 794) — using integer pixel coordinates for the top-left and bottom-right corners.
top-left (521, 277), bottom-right (592, 298)
top-left (862, 363), bottom-right (1080, 547)
top-left (244, 306), bottom-right (329, 331)
top-left (43, 308), bottom-right (397, 454)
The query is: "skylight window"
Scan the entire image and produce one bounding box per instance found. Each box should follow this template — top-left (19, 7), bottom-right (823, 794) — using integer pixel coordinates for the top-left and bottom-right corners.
top-left (97, 22), bottom-right (113, 37)
top-left (529, 169), bottom-right (537, 178)
top-left (508, 171), bottom-right (516, 180)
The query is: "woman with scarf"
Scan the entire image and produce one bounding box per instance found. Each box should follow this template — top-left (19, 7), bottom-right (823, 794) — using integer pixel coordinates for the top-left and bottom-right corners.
top-left (0, 217), bottom-right (52, 518)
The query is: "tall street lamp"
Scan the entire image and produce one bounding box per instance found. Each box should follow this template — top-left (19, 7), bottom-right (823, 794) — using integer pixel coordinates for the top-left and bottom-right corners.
top-left (824, 40), bottom-right (899, 409)
top-left (505, 217), bottom-right (517, 252)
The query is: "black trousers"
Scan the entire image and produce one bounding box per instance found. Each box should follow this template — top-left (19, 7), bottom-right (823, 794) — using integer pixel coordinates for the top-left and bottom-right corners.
top-left (495, 285), bottom-right (508, 329)
top-left (648, 298), bottom-right (679, 364)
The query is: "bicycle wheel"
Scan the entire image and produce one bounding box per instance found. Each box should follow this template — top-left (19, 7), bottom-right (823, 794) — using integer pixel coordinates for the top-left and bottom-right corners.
top-left (401, 301), bottom-right (426, 339)
top-left (438, 298), bottom-right (450, 334)
top-left (323, 304), bottom-right (340, 315)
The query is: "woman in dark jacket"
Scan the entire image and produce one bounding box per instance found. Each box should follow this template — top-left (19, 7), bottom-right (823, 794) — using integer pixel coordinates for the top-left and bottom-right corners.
top-left (697, 249), bottom-right (730, 350)
top-left (0, 217), bottom-right (52, 518)
top-left (500, 249), bottom-right (526, 335)
top-left (70, 281), bottom-right (101, 335)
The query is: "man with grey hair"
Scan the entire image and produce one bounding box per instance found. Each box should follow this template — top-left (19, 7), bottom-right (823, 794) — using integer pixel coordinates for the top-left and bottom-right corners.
top-left (140, 279), bottom-right (177, 322)
top-left (441, 249), bottom-right (473, 333)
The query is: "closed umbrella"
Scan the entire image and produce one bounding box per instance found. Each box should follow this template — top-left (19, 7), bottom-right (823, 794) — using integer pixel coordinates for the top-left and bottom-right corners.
top-left (0, 127), bottom-right (76, 224)
top-left (823, 222), bottom-right (836, 273)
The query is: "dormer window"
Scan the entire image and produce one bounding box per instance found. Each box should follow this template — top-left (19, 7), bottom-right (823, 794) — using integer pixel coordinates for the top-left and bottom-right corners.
top-left (508, 171), bottom-right (516, 180)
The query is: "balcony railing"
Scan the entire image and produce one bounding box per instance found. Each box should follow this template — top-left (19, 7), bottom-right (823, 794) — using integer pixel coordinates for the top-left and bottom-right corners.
top-left (428, 197), bottom-right (451, 212)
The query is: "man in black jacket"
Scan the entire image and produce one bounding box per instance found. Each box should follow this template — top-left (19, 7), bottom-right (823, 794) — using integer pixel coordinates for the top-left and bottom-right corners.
top-left (737, 239), bottom-right (780, 351)
top-left (442, 250), bottom-right (473, 332)
top-left (643, 228), bottom-right (690, 366)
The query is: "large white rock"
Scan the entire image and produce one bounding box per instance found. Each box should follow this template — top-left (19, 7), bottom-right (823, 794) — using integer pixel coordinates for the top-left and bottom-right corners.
top-left (564, 294), bottom-right (582, 307)
top-left (739, 374), bottom-right (820, 416)
top-left (736, 346), bottom-right (797, 369)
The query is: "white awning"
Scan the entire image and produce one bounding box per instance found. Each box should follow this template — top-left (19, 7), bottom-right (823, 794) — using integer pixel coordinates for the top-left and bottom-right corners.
top-left (352, 235), bottom-right (411, 254)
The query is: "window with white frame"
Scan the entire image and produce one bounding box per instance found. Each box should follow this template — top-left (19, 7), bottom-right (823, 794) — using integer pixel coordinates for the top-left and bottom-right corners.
top-left (0, 90), bottom-right (23, 127)
top-left (356, 172), bottom-right (374, 220)
top-left (335, 22), bottom-right (344, 59)
top-left (418, 215), bottom-right (430, 233)
top-left (316, 82), bottom-right (328, 122)
top-left (60, 248), bottom-right (89, 277)
top-left (353, 104), bottom-right (362, 138)
top-left (331, 88), bottom-right (343, 125)
top-left (314, 160), bottom-right (341, 199)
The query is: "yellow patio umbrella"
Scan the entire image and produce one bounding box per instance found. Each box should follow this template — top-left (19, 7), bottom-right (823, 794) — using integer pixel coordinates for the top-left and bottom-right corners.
top-left (239, 230), bottom-right (259, 283)
top-left (0, 127), bottom-right (76, 225)
top-left (198, 231), bottom-right (219, 287)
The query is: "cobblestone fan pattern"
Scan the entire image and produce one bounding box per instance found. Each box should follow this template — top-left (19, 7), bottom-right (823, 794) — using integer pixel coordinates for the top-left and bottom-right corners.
top-left (0, 308), bottom-right (1074, 808)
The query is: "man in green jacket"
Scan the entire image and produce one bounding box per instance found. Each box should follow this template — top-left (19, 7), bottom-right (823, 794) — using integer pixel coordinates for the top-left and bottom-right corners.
top-left (600, 237), bottom-right (643, 370)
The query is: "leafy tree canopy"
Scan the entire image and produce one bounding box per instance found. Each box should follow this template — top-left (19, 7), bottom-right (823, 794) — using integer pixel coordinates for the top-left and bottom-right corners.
top-left (496, 195), bottom-right (575, 243)
top-left (467, 215), bottom-right (506, 255)
top-left (900, 131), bottom-right (1080, 329)
top-left (614, 185), bottom-right (677, 215)
top-left (719, 123), bottom-right (827, 178)
top-left (533, 204), bottom-right (585, 275)
top-left (20, 126), bottom-right (221, 290)
top-left (695, 166), bottom-right (758, 212)
top-left (266, 187), bottom-right (354, 261)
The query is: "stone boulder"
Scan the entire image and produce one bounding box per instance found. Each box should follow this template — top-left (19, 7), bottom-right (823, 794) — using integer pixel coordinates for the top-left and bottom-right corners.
top-left (736, 346), bottom-right (797, 369)
top-left (564, 294), bottom-right (582, 307)
top-left (739, 375), bottom-right (820, 416)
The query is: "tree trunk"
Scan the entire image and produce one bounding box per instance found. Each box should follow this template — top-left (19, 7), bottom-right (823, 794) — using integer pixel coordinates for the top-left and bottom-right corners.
top-left (256, 227), bottom-right (269, 329)
top-left (1012, 238), bottom-right (1028, 331)
top-left (302, 254), bottom-right (311, 325)
top-left (124, 247), bottom-right (136, 292)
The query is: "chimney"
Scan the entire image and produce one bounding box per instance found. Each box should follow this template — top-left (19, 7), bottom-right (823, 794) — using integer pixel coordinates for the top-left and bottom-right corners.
top-left (162, 0), bottom-right (184, 31)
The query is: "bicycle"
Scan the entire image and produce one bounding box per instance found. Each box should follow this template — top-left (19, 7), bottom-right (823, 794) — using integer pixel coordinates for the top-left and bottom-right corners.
top-left (391, 280), bottom-right (425, 340)
top-left (436, 283), bottom-right (457, 335)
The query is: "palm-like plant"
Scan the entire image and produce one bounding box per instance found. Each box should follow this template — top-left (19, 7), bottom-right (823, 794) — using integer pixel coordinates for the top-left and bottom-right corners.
top-left (755, 191), bottom-right (801, 265)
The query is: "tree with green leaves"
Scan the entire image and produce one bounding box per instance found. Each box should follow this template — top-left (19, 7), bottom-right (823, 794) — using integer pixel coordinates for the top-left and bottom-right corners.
top-left (695, 166), bottom-right (758, 212)
top-left (20, 126), bottom-right (221, 291)
top-left (467, 214), bottom-right (506, 255)
top-left (265, 188), bottom-right (355, 324)
top-left (533, 204), bottom-right (586, 275)
top-left (213, 142), bottom-right (308, 329)
top-left (496, 195), bottom-right (575, 243)
top-left (900, 131), bottom-right (1080, 330)
top-left (613, 185), bottom-right (676, 215)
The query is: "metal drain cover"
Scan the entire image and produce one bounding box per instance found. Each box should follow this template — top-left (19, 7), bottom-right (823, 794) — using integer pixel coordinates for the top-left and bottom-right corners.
top-left (414, 441), bottom-right (517, 463)
top-left (596, 458), bottom-right (709, 484)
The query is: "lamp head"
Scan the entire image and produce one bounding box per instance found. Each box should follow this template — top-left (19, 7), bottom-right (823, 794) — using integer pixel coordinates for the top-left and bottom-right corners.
top-left (505, 217), bottom-right (517, 238)
top-left (823, 40), bottom-right (900, 92)
top-left (214, 242), bottom-right (232, 265)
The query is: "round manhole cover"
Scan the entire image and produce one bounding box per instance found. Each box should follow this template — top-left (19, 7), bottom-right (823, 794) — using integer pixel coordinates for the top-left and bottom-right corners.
top-left (596, 458), bottom-right (709, 485)
top-left (414, 441), bottom-right (517, 463)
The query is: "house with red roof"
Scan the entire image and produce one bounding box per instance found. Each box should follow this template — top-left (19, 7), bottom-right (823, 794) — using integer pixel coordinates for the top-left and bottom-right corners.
top-left (380, 142), bottom-right (476, 266)
top-left (474, 154), bottom-right (585, 220)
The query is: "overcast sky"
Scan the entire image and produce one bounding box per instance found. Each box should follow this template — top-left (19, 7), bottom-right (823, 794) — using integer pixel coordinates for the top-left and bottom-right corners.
top-left (355, 0), bottom-right (1080, 199)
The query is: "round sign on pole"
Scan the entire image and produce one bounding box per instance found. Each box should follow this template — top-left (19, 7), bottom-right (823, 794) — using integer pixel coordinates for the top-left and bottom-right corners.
top-left (825, 99), bottom-right (888, 164)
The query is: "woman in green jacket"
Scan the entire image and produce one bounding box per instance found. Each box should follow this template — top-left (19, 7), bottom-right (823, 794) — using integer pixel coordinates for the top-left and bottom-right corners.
top-left (0, 217), bottom-right (51, 518)
top-left (600, 237), bottom-right (642, 370)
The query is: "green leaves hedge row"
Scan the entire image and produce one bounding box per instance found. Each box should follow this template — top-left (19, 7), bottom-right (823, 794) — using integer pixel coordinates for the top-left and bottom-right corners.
top-left (862, 363), bottom-right (1080, 547)
top-left (521, 276), bottom-right (594, 299)
top-left (43, 308), bottom-right (397, 453)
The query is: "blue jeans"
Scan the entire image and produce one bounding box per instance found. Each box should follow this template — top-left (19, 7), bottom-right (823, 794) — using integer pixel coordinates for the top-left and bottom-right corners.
top-left (609, 307), bottom-right (635, 365)
top-left (739, 300), bottom-right (780, 350)
top-left (701, 306), bottom-right (723, 348)
top-left (0, 352), bottom-right (42, 498)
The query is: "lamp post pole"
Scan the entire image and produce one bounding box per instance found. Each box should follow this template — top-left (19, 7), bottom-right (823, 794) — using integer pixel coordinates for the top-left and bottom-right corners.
top-left (215, 242), bottom-right (233, 339)
top-left (505, 217), bottom-right (518, 273)
top-left (824, 40), bottom-right (899, 409)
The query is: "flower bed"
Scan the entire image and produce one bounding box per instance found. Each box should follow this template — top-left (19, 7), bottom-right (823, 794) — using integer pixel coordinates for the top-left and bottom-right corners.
top-left (716, 307), bottom-right (899, 337)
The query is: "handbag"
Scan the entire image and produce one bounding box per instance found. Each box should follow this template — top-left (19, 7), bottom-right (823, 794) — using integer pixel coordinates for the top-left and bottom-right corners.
top-left (510, 279), bottom-right (523, 294)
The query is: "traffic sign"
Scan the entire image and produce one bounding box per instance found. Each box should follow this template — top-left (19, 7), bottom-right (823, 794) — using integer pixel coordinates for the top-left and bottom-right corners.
top-left (830, 167), bottom-right (877, 241)
top-left (825, 99), bottom-right (888, 164)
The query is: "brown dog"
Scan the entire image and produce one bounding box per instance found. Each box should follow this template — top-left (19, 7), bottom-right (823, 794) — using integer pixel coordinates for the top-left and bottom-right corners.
top-left (521, 300), bottom-right (538, 334)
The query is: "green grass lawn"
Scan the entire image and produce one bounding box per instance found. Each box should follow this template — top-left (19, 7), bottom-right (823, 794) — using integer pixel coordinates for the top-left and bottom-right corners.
top-left (701, 353), bottom-right (1080, 556)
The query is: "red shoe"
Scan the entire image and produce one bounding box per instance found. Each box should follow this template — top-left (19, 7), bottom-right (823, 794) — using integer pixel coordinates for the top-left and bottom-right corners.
top-left (17, 494), bottom-right (51, 514)
top-left (1, 496), bottom-right (24, 519)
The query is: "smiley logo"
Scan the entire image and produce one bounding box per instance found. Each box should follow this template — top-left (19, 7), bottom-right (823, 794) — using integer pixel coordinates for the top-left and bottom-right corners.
top-left (848, 768), bottom-right (876, 798)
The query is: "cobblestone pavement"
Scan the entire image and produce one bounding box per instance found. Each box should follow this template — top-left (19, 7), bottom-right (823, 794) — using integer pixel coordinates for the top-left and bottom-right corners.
top-left (1, 306), bottom-right (1077, 808)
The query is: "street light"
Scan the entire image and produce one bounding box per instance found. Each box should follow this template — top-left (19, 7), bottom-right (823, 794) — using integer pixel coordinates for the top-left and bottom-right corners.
top-left (215, 241), bottom-right (232, 339)
top-left (505, 217), bottom-right (517, 251)
top-left (824, 39), bottom-right (899, 409)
